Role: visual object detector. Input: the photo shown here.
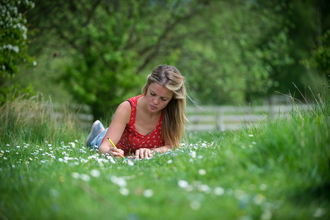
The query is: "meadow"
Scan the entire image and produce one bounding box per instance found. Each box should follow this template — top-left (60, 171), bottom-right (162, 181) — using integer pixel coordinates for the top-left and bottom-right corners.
top-left (0, 94), bottom-right (329, 220)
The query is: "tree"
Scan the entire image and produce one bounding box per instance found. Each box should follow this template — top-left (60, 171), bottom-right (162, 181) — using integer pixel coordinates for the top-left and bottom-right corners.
top-left (0, 0), bottom-right (36, 81)
top-left (176, 0), bottom-right (293, 105)
top-left (27, 0), bottom-right (207, 119)
top-left (303, 29), bottom-right (330, 76)
top-left (0, 0), bottom-right (36, 103)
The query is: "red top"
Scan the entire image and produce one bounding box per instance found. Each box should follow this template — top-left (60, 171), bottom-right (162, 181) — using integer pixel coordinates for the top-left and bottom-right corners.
top-left (106, 95), bottom-right (165, 156)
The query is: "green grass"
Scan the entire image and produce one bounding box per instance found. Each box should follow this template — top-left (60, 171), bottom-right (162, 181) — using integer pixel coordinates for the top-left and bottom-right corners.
top-left (0, 94), bottom-right (329, 220)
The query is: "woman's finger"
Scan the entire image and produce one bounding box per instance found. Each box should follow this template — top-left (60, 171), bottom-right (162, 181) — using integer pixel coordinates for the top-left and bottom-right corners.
top-left (109, 147), bottom-right (123, 157)
top-left (135, 149), bottom-right (141, 159)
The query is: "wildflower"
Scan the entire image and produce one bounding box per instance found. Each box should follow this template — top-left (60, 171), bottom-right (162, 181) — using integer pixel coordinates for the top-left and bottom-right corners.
top-left (252, 142), bottom-right (256, 145)
top-left (75, 140), bottom-right (78, 143)
top-left (201, 143), bottom-right (207, 147)
top-left (313, 208), bottom-right (325, 218)
top-left (198, 184), bottom-right (210, 193)
top-left (189, 159), bottom-right (194, 162)
top-left (143, 189), bottom-right (153, 198)
top-left (198, 155), bottom-right (203, 159)
top-left (178, 180), bottom-right (188, 188)
top-left (214, 187), bottom-right (225, 196)
top-left (58, 158), bottom-right (64, 162)
top-left (241, 146), bottom-right (246, 149)
top-left (107, 156), bottom-right (115, 164)
top-left (127, 160), bottom-right (134, 166)
top-left (249, 134), bottom-right (253, 137)
top-left (80, 174), bottom-right (90, 182)
top-left (12, 165), bottom-right (15, 168)
top-left (190, 201), bottom-right (201, 210)
top-left (90, 169), bottom-right (100, 178)
top-left (253, 194), bottom-right (266, 205)
top-left (186, 185), bottom-right (194, 192)
top-left (261, 211), bottom-right (272, 220)
top-left (71, 172), bottom-right (80, 179)
top-left (48, 144), bottom-right (52, 147)
top-left (17, 146), bottom-right (20, 148)
top-left (111, 176), bottom-right (127, 188)
top-left (3, 157), bottom-right (7, 160)
top-left (259, 184), bottom-right (267, 191)
top-left (119, 188), bottom-right (129, 196)
top-left (167, 160), bottom-right (172, 164)
top-left (189, 151), bottom-right (196, 158)
top-left (198, 169), bottom-right (206, 175)
top-left (50, 189), bottom-right (59, 197)
top-left (234, 190), bottom-right (246, 200)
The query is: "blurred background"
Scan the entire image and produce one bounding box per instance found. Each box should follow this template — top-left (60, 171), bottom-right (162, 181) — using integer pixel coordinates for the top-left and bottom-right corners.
top-left (1, 0), bottom-right (330, 120)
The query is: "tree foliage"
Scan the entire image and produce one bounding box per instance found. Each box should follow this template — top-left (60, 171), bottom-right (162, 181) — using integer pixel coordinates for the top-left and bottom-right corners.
top-left (303, 29), bottom-right (330, 76)
top-left (20, 0), bottom-right (330, 119)
top-left (0, 0), bottom-right (35, 84)
top-left (27, 0), bottom-right (208, 118)
top-left (176, 1), bottom-right (294, 105)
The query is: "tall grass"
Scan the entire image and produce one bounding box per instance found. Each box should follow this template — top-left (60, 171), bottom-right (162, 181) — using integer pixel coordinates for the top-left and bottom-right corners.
top-left (0, 94), bottom-right (85, 146)
top-left (0, 90), bottom-right (329, 220)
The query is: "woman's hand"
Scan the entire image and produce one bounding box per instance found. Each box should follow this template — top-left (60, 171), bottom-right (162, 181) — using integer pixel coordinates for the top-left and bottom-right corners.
top-left (107, 146), bottom-right (124, 158)
top-left (135, 148), bottom-right (153, 159)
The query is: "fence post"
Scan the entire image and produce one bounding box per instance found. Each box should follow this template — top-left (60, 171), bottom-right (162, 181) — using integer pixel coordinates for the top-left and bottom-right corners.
top-left (217, 109), bottom-right (223, 131)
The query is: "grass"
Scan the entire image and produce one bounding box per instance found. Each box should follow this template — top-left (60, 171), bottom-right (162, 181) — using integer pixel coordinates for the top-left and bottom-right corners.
top-left (0, 93), bottom-right (329, 220)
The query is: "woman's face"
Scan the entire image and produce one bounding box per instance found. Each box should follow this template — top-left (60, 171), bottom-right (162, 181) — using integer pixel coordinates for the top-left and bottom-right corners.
top-left (145, 83), bottom-right (173, 113)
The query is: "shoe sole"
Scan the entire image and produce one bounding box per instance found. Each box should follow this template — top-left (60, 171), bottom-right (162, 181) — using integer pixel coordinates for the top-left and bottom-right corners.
top-left (86, 120), bottom-right (101, 146)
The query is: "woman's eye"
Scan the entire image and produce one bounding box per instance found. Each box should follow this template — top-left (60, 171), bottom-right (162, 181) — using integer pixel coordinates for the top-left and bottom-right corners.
top-left (161, 98), bottom-right (167, 101)
top-left (150, 92), bottom-right (155, 96)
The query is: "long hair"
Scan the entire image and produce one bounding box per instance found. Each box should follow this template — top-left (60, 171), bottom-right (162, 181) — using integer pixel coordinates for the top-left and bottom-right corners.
top-left (142, 65), bottom-right (187, 147)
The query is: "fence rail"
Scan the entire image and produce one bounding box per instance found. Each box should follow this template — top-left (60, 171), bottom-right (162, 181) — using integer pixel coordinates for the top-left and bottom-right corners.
top-left (186, 104), bottom-right (311, 131)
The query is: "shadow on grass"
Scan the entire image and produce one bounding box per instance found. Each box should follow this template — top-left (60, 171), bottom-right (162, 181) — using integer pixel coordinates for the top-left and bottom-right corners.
top-left (286, 180), bottom-right (330, 205)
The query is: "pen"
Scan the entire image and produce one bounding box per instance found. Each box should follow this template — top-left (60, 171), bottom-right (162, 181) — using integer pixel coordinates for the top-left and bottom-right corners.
top-left (107, 138), bottom-right (124, 158)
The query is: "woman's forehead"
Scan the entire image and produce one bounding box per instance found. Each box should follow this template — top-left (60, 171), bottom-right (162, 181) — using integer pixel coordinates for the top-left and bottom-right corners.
top-left (149, 83), bottom-right (173, 98)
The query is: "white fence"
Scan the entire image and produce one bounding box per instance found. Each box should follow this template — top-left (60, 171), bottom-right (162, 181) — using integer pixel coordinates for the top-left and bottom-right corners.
top-left (186, 104), bottom-right (311, 131)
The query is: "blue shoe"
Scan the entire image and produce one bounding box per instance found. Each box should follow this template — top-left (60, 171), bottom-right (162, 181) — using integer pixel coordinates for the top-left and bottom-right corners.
top-left (86, 120), bottom-right (105, 147)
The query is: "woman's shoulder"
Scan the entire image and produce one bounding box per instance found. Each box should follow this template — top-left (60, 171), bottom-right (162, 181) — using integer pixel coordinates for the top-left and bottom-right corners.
top-left (117, 100), bottom-right (131, 112)
top-left (114, 101), bottom-right (132, 125)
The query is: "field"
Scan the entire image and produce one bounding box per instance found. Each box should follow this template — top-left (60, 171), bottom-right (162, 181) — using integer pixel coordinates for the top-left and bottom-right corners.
top-left (0, 95), bottom-right (329, 220)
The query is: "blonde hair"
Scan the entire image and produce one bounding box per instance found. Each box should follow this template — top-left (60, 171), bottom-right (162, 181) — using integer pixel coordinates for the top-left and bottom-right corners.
top-left (142, 65), bottom-right (187, 147)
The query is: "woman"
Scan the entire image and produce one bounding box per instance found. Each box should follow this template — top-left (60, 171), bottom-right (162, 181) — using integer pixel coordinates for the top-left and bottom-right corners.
top-left (86, 65), bottom-right (186, 159)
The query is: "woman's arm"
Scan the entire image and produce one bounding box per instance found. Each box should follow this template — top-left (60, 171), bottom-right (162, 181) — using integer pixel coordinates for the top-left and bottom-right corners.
top-left (98, 101), bottom-right (131, 157)
top-left (135, 140), bottom-right (174, 159)
top-left (152, 144), bottom-right (174, 153)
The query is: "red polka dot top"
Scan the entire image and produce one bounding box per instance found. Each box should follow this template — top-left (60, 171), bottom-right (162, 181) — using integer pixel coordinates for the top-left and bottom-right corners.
top-left (116, 95), bottom-right (165, 155)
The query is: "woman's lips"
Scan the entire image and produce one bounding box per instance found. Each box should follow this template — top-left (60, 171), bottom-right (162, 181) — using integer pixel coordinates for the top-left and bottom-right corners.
top-left (150, 104), bottom-right (157, 110)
